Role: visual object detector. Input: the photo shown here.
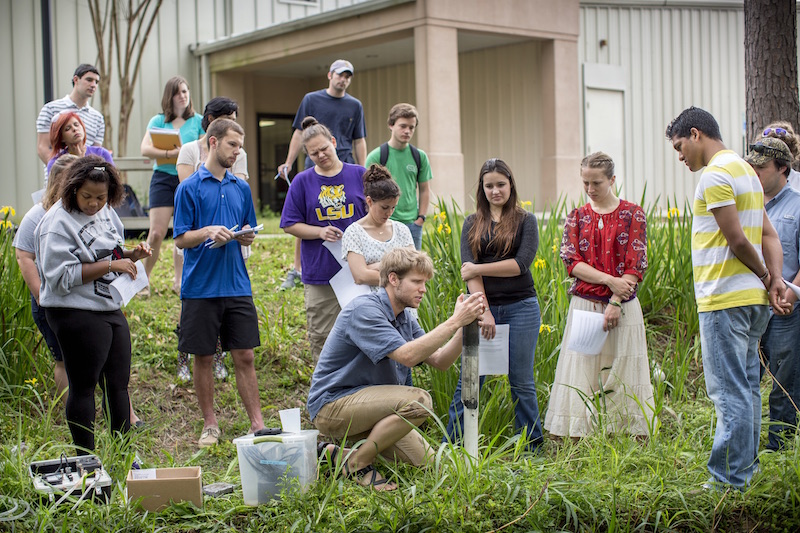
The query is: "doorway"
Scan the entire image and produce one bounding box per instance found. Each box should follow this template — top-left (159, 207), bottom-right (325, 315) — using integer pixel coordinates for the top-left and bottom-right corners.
top-left (256, 113), bottom-right (300, 214)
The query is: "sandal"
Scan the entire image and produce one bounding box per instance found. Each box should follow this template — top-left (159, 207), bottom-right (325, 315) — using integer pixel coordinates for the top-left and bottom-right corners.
top-left (317, 441), bottom-right (340, 458)
top-left (345, 463), bottom-right (395, 491)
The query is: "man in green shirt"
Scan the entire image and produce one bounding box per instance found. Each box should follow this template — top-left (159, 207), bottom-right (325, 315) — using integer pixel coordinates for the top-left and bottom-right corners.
top-left (365, 103), bottom-right (432, 249)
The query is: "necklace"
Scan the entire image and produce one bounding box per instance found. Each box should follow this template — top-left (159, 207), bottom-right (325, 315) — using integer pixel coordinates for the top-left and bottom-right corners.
top-left (598, 218), bottom-right (604, 230)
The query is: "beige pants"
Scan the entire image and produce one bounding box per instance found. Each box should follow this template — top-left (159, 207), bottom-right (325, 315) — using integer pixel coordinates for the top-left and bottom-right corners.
top-left (304, 284), bottom-right (341, 363)
top-left (314, 385), bottom-right (434, 467)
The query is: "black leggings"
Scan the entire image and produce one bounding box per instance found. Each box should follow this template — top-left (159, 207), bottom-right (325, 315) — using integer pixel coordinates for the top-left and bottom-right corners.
top-left (45, 308), bottom-right (131, 453)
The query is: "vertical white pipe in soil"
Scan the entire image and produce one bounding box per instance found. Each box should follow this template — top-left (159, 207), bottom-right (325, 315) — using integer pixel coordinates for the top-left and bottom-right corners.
top-left (461, 319), bottom-right (480, 459)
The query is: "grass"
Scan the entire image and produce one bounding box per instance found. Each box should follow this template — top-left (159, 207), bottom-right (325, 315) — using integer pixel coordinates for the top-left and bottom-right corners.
top-left (0, 202), bottom-right (799, 531)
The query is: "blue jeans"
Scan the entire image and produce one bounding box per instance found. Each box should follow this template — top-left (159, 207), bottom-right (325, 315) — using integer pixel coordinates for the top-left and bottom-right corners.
top-left (443, 296), bottom-right (544, 450)
top-left (699, 305), bottom-right (769, 487)
top-left (760, 305), bottom-right (800, 451)
top-left (406, 222), bottom-right (423, 250)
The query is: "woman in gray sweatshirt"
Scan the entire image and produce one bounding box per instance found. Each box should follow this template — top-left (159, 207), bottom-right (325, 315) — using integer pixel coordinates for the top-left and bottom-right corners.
top-left (35, 156), bottom-right (151, 453)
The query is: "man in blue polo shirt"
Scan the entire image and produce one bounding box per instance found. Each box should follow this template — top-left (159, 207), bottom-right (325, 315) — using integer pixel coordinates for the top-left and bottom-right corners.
top-left (746, 136), bottom-right (800, 451)
top-left (174, 118), bottom-right (265, 447)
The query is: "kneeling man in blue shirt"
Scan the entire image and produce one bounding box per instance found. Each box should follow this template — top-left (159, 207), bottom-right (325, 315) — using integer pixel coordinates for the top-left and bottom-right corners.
top-left (307, 248), bottom-right (485, 491)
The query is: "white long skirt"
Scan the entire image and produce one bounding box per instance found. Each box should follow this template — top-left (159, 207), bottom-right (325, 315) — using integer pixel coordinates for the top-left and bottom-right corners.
top-left (544, 296), bottom-right (656, 437)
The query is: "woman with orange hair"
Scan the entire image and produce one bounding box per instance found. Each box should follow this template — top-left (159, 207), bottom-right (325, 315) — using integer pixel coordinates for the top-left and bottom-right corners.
top-left (46, 112), bottom-right (113, 177)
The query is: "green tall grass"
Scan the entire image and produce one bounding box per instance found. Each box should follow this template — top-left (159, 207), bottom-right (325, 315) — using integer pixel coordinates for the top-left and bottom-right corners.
top-left (0, 207), bottom-right (52, 399)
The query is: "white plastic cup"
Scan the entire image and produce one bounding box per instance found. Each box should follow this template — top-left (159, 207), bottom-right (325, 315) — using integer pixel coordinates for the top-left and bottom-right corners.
top-left (279, 408), bottom-right (301, 433)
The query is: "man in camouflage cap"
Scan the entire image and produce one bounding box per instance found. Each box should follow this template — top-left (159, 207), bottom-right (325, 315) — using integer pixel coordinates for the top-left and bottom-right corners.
top-left (746, 136), bottom-right (800, 452)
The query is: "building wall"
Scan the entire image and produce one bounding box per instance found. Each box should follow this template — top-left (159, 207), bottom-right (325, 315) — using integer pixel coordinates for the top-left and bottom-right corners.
top-left (0, 0), bottom-right (369, 213)
top-left (579, 3), bottom-right (749, 209)
top-left (458, 40), bottom-right (544, 207)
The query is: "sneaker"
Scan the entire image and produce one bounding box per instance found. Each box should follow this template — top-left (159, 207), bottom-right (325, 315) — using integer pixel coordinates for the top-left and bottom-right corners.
top-left (213, 350), bottom-right (228, 381)
top-left (280, 268), bottom-right (302, 290)
top-left (177, 352), bottom-right (192, 383)
top-left (198, 426), bottom-right (220, 447)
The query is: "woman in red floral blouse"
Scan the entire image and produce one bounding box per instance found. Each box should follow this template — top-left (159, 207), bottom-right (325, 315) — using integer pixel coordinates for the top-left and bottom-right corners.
top-left (544, 152), bottom-right (656, 439)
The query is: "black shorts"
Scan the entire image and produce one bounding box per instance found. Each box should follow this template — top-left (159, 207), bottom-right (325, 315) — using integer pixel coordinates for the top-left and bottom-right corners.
top-left (178, 297), bottom-right (260, 355)
top-left (148, 170), bottom-right (180, 208)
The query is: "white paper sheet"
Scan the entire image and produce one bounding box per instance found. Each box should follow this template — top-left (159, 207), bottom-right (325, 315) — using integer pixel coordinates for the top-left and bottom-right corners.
top-left (328, 266), bottom-right (370, 309)
top-left (567, 309), bottom-right (609, 355)
top-left (785, 279), bottom-right (800, 300)
top-left (479, 324), bottom-right (509, 375)
top-left (130, 468), bottom-right (156, 480)
top-left (322, 239), bottom-right (371, 308)
top-left (109, 260), bottom-right (149, 306)
top-left (322, 239), bottom-right (346, 267)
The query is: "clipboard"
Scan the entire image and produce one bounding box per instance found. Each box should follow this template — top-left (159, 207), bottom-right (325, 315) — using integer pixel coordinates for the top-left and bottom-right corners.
top-left (149, 127), bottom-right (182, 165)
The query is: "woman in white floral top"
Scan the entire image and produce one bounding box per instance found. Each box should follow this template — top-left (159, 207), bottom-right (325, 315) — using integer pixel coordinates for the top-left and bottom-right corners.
top-left (342, 164), bottom-right (414, 292)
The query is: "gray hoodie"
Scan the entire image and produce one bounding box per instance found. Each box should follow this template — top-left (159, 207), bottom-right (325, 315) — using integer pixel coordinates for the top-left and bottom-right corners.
top-left (35, 200), bottom-right (126, 311)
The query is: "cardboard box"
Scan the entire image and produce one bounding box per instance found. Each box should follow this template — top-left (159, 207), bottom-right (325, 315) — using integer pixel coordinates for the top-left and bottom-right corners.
top-left (126, 467), bottom-right (202, 512)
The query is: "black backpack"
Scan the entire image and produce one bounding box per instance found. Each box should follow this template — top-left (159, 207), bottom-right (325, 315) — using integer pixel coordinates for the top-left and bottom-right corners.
top-left (379, 142), bottom-right (421, 181)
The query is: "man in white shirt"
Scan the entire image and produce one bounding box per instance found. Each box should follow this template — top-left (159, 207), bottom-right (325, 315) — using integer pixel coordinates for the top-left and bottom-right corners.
top-left (36, 64), bottom-right (105, 164)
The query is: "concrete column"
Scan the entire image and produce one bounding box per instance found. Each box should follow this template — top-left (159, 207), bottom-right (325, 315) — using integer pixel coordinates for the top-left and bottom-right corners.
top-left (539, 38), bottom-right (582, 203)
top-left (414, 24), bottom-right (465, 207)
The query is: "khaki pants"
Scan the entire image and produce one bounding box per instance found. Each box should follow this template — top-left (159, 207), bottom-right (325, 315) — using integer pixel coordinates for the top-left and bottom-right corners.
top-left (314, 385), bottom-right (434, 467)
top-left (304, 284), bottom-right (341, 363)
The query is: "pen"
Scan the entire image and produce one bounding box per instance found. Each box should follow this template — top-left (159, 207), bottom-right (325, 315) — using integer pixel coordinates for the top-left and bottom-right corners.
top-left (205, 224), bottom-right (239, 247)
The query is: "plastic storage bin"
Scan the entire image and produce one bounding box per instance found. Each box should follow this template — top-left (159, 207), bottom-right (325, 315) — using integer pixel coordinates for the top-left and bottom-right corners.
top-left (233, 429), bottom-right (318, 505)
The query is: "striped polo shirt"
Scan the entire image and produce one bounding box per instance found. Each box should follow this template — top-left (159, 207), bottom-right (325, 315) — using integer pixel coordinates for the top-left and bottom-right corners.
top-left (691, 150), bottom-right (768, 312)
top-left (36, 95), bottom-right (105, 146)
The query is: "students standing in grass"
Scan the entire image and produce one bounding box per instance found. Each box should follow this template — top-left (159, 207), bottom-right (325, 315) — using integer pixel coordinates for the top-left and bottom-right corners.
top-left (544, 152), bottom-right (655, 440)
top-left (279, 117), bottom-right (366, 363)
top-left (173, 96), bottom-right (250, 384)
top-left (666, 106), bottom-right (789, 490)
top-left (443, 158), bottom-right (544, 452)
top-left (173, 119), bottom-right (264, 447)
top-left (14, 154), bottom-right (80, 398)
top-left (277, 60), bottom-right (366, 290)
top-left (745, 136), bottom-right (800, 452)
top-left (35, 157), bottom-right (151, 453)
top-left (140, 76), bottom-right (204, 293)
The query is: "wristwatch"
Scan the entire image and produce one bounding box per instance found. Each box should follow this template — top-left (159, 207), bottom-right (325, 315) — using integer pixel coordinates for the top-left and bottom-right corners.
top-left (417, 214), bottom-right (426, 222)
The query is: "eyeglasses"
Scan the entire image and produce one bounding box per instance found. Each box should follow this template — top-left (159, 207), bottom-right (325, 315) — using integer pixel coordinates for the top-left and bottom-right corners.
top-left (749, 143), bottom-right (788, 159)
top-left (763, 127), bottom-right (788, 137)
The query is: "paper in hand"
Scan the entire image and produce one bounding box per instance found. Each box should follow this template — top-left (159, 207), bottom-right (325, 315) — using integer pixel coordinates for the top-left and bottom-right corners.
top-left (479, 324), bottom-right (510, 375)
top-left (109, 260), bottom-right (149, 306)
top-left (784, 279), bottom-right (800, 300)
top-left (567, 309), bottom-right (609, 355)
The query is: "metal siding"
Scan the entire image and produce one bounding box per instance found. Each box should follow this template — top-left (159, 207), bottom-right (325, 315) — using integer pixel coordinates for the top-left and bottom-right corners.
top-left (580, 5), bottom-right (748, 208)
top-left (348, 62), bottom-right (416, 154)
top-left (458, 41), bottom-right (543, 208)
top-left (3, 0), bottom-right (42, 209)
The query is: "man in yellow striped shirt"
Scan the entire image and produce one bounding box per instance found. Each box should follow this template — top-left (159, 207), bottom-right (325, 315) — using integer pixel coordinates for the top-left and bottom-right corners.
top-left (666, 106), bottom-right (789, 490)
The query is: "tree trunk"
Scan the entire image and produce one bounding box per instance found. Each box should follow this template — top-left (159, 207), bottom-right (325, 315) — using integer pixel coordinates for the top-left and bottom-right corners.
top-left (744, 0), bottom-right (800, 145)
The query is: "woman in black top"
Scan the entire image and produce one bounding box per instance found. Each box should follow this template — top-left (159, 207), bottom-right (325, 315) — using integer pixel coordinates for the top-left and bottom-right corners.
top-left (444, 158), bottom-right (543, 451)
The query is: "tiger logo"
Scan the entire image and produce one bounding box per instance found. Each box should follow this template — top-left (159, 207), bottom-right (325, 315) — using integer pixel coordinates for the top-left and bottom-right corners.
top-left (316, 184), bottom-right (354, 221)
top-left (318, 185), bottom-right (346, 210)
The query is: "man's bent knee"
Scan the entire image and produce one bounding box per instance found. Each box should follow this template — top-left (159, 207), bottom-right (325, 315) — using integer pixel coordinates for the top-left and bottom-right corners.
top-left (397, 388), bottom-right (433, 420)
